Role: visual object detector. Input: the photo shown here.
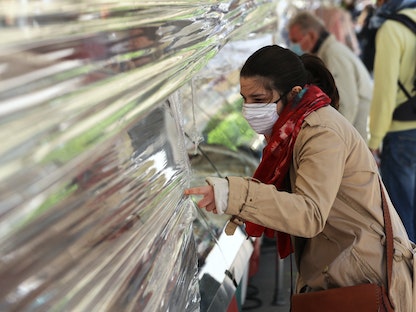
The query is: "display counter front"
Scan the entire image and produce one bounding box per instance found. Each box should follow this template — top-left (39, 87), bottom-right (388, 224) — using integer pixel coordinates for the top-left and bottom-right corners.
top-left (189, 145), bottom-right (260, 311)
top-left (0, 1), bottom-right (283, 311)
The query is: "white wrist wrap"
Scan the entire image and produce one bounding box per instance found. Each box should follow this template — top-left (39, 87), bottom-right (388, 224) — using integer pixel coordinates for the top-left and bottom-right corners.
top-left (205, 177), bottom-right (229, 215)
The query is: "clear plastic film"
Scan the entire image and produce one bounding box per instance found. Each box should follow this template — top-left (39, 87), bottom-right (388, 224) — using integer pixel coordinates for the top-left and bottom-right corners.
top-left (0, 0), bottom-right (281, 311)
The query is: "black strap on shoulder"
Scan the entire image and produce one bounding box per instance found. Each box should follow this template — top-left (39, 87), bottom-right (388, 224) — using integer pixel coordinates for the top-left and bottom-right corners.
top-left (398, 80), bottom-right (413, 99)
top-left (386, 13), bottom-right (416, 34)
top-left (385, 13), bottom-right (416, 95)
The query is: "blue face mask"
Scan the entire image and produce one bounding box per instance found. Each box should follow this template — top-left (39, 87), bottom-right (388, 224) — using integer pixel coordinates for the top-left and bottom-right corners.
top-left (290, 43), bottom-right (304, 56)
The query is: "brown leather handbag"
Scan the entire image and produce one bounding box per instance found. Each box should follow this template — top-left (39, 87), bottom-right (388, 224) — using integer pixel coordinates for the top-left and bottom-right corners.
top-left (291, 181), bottom-right (395, 312)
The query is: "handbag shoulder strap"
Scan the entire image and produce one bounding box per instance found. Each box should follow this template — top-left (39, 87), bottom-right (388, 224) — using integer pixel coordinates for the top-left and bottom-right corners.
top-left (379, 177), bottom-right (394, 293)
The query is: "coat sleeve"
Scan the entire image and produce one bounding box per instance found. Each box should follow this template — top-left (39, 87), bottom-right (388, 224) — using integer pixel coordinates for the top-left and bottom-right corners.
top-left (318, 37), bottom-right (360, 124)
top-left (326, 51), bottom-right (360, 124)
top-left (225, 124), bottom-right (348, 238)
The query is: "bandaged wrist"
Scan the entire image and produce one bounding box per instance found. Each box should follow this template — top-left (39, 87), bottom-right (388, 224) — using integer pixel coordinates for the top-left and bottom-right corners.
top-left (205, 177), bottom-right (229, 215)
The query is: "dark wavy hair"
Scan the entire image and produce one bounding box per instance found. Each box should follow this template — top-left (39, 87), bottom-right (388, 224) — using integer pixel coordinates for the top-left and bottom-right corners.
top-left (300, 53), bottom-right (339, 110)
top-left (240, 45), bottom-right (339, 109)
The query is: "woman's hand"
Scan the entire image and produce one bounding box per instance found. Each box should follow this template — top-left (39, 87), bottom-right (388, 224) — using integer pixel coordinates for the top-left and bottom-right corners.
top-left (184, 185), bottom-right (218, 214)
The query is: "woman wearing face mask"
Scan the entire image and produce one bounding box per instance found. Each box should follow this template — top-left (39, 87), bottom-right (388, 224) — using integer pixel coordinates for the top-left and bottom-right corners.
top-left (185, 45), bottom-right (414, 310)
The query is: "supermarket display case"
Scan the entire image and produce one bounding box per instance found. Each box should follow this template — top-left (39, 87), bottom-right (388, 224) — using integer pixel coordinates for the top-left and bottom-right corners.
top-left (190, 145), bottom-right (260, 311)
top-left (0, 0), bottom-right (296, 310)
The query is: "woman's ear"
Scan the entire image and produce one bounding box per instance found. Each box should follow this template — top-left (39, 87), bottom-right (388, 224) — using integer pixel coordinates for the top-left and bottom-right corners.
top-left (291, 86), bottom-right (302, 95)
top-left (286, 86), bottom-right (302, 102)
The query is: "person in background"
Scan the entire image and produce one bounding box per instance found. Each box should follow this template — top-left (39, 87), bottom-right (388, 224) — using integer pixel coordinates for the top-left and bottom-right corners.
top-left (356, 4), bottom-right (377, 73)
top-left (341, 0), bottom-right (361, 21)
top-left (184, 45), bottom-right (413, 310)
top-left (368, 0), bottom-right (416, 241)
top-left (314, 5), bottom-right (361, 56)
top-left (287, 11), bottom-right (373, 142)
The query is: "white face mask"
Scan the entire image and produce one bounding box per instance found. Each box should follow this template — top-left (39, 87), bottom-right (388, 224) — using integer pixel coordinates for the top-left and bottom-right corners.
top-left (242, 103), bottom-right (279, 135)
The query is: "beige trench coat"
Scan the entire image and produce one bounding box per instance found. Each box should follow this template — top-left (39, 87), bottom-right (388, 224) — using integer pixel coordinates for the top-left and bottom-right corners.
top-left (225, 106), bottom-right (414, 311)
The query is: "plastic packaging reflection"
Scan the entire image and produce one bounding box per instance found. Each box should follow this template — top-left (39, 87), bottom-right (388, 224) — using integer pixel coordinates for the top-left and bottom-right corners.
top-left (0, 0), bottom-right (278, 311)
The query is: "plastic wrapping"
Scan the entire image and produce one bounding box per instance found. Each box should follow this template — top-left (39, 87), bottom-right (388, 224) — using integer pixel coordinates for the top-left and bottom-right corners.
top-left (0, 0), bottom-right (279, 311)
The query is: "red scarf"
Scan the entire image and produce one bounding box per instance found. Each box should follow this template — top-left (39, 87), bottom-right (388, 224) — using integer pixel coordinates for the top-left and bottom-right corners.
top-left (245, 85), bottom-right (331, 258)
